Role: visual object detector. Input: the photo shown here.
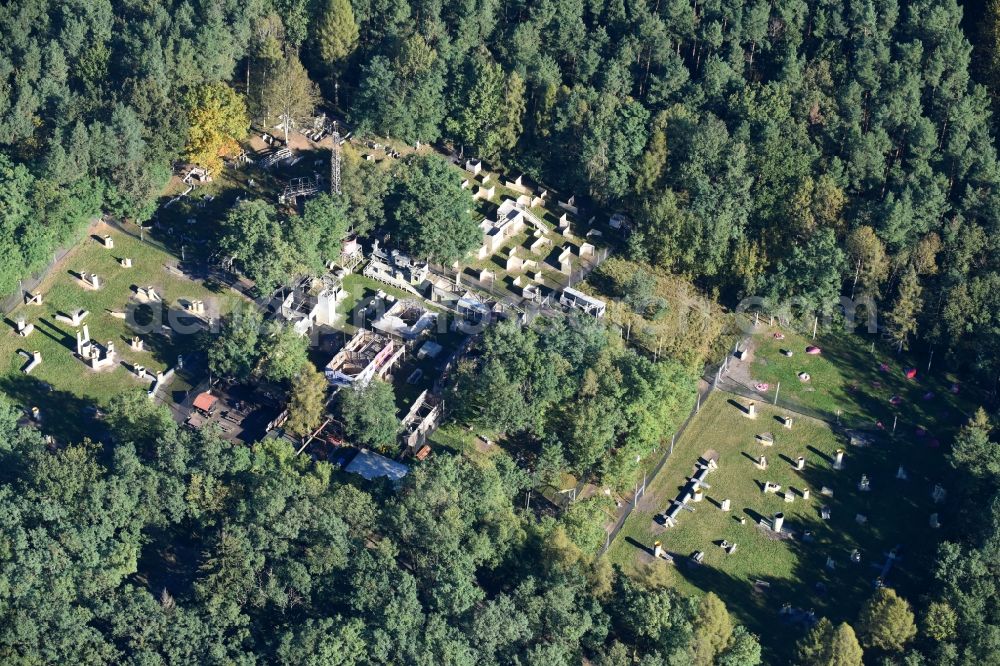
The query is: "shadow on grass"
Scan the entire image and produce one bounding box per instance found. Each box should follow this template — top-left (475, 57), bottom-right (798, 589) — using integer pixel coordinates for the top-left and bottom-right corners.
top-left (0, 374), bottom-right (105, 444)
top-left (35, 317), bottom-right (75, 350)
top-left (727, 398), bottom-right (753, 415)
top-left (127, 307), bottom-right (211, 371)
top-left (742, 507), bottom-right (767, 525)
top-left (625, 536), bottom-right (653, 556)
top-left (807, 445), bottom-right (833, 464)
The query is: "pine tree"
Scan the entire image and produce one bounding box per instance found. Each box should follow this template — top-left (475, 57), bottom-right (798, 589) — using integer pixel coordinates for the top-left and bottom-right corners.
top-left (796, 617), bottom-right (833, 665)
top-left (950, 409), bottom-right (998, 480)
top-left (979, 0), bottom-right (1000, 101)
top-left (498, 71), bottom-right (526, 157)
top-left (796, 619), bottom-right (864, 666)
top-left (446, 52), bottom-right (506, 157)
top-left (885, 265), bottom-right (923, 351)
top-left (312, 0), bottom-right (359, 73)
top-left (921, 601), bottom-right (958, 642)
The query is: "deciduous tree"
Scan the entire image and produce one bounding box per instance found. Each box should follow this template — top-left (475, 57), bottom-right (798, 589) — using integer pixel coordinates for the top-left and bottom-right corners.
top-left (261, 52), bottom-right (320, 143)
top-left (856, 587), bottom-right (917, 653)
top-left (690, 592), bottom-right (733, 666)
top-left (259, 322), bottom-right (310, 384)
top-left (285, 364), bottom-right (329, 438)
top-left (338, 380), bottom-right (398, 451)
top-left (391, 155), bottom-right (478, 263)
top-left (184, 82), bottom-right (249, 173)
top-left (220, 200), bottom-right (296, 294)
top-left (208, 305), bottom-right (264, 381)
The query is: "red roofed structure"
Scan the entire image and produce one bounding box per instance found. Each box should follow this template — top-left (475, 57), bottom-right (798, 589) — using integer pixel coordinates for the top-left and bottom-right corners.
top-left (192, 391), bottom-right (219, 415)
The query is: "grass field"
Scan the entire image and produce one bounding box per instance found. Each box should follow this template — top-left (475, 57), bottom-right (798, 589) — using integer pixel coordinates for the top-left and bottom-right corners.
top-left (744, 326), bottom-right (973, 440)
top-left (428, 423), bottom-right (500, 466)
top-left (0, 223), bottom-right (245, 437)
top-left (607, 387), bottom-right (954, 660)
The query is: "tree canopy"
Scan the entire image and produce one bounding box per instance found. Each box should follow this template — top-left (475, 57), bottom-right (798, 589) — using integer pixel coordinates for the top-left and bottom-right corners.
top-left (337, 379), bottom-right (399, 452)
top-left (184, 82), bottom-right (249, 173)
top-left (3, 0), bottom-right (1000, 662)
top-left (390, 155), bottom-right (479, 263)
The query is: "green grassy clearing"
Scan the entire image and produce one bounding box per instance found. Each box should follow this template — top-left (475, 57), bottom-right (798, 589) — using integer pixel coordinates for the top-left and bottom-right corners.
top-left (337, 273), bottom-right (419, 333)
top-left (428, 423), bottom-right (500, 466)
top-left (746, 326), bottom-right (973, 439)
top-left (607, 390), bottom-right (951, 660)
top-left (0, 224), bottom-right (245, 435)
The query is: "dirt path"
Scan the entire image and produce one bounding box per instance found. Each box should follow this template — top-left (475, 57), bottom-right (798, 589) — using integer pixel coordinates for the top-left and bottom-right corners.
top-left (724, 335), bottom-right (759, 389)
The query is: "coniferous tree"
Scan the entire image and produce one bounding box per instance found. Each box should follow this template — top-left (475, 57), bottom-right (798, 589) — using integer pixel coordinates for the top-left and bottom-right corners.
top-left (796, 618), bottom-right (864, 666)
top-left (949, 409), bottom-right (998, 480)
top-left (311, 0), bottom-right (359, 76)
top-left (885, 265), bottom-right (923, 351)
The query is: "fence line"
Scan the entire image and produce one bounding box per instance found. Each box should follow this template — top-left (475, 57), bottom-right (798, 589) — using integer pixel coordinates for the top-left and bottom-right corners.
top-left (597, 347), bottom-right (735, 555)
top-left (1, 219), bottom-right (103, 316)
top-left (597, 322), bottom-right (977, 555)
top-left (0, 217), bottom-right (185, 318)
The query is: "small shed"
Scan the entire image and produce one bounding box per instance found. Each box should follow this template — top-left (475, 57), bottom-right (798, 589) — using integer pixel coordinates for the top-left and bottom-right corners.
top-left (192, 391), bottom-right (219, 415)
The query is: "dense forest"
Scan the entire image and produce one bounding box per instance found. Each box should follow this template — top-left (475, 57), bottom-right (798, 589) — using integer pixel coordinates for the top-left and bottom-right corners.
top-left (3, 0), bottom-right (1000, 663)
top-left (0, 390), bottom-right (767, 664)
top-left (6, 0), bottom-right (1000, 383)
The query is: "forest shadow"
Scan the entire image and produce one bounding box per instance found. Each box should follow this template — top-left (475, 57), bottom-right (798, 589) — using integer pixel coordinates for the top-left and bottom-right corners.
top-left (0, 374), bottom-right (105, 444)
